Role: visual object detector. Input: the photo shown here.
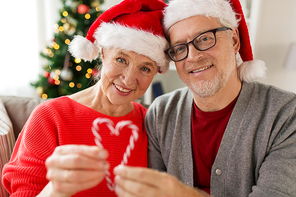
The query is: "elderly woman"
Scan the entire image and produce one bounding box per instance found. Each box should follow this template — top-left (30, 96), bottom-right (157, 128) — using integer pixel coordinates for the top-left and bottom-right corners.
top-left (2, 0), bottom-right (169, 196)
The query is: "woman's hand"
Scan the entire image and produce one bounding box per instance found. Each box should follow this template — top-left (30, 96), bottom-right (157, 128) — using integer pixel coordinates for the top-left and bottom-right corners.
top-left (38, 145), bottom-right (109, 197)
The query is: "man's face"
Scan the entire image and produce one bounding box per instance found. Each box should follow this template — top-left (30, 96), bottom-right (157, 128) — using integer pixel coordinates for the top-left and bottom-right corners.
top-left (169, 15), bottom-right (240, 98)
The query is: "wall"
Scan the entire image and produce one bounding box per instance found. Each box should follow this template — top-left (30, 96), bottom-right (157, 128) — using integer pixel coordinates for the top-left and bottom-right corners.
top-left (255, 0), bottom-right (296, 92)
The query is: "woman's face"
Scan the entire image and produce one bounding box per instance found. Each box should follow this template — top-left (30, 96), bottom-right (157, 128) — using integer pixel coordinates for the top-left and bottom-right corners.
top-left (99, 48), bottom-right (158, 106)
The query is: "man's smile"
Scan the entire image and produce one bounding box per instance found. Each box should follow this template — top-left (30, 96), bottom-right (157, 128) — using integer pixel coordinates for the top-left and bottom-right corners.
top-left (190, 65), bottom-right (214, 73)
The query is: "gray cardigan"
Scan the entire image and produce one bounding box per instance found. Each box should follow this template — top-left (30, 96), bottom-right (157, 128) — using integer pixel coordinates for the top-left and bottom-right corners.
top-left (146, 82), bottom-right (296, 197)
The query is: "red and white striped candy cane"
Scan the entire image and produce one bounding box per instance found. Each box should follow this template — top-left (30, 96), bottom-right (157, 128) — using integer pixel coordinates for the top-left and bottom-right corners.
top-left (91, 118), bottom-right (139, 191)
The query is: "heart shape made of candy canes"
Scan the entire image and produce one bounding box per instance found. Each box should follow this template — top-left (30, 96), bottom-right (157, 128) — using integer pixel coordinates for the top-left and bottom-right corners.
top-left (91, 118), bottom-right (139, 191)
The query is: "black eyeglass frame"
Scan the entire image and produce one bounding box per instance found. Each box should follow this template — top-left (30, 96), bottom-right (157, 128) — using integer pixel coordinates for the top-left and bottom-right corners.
top-left (165, 27), bottom-right (232, 62)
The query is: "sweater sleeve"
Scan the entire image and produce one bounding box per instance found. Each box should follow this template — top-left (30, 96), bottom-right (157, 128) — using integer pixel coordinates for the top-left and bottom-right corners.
top-left (2, 102), bottom-right (60, 197)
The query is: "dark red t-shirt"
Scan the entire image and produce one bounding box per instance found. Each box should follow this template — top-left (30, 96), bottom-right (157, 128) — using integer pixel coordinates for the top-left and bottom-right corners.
top-left (191, 97), bottom-right (238, 194)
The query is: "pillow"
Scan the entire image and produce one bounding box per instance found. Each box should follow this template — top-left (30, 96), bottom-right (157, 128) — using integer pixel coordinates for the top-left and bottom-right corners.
top-left (0, 100), bottom-right (15, 197)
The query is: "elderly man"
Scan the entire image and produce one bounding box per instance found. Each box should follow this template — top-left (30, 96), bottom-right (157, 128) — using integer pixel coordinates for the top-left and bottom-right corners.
top-left (113, 0), bottom-right (296, 196)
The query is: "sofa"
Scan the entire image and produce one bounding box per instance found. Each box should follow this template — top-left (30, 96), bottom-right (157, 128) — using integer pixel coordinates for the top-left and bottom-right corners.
top-left (0, 96), bottom-right (45, 139)
top-left (0, 95), bottom-right (45, 196)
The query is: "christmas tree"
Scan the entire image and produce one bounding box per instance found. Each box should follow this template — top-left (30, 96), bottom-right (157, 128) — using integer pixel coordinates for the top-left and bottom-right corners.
top-left (31, 0), bottom-right (104, 99)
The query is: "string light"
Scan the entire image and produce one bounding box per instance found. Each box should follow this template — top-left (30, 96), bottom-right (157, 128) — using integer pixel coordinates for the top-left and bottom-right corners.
top-left (74, 58), bottom-right (81, 63)
top-left (65, 39), bottom-right (71, 45)
top-left (87, 68), bottom-right (92, 74)
top-left (53, 43), bottom-right (60, 50)
top-left (42, 94), bottom-right (48, 99)
top-left (85, 13), bottom-right (91, 19)
top-left (55, 80), bottom-right (61, 85)
top-left (55, 70), bottom-right (61, 75)
top-left (69, 82), bottom-right (75, 88)
top-left (59, 26), bottom-right (64, 32)
top-left (76, 65), bottom-right (82, 71)
top-left (70, 27), bottom-right (76, 34)
top-left (77, 83), bottom-right (82, 88)
top-left (61, 18), bottom-right (67, 23)
top-left (62, 11), bottom-right (68, 17)
top-left (85, 73), bottom-right (91, 79)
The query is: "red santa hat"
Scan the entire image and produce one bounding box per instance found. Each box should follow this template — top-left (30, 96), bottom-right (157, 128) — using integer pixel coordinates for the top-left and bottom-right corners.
top-left (163, 0), bottom-right (266, 82)
top-left (69, 0), bottom-right (170, 73)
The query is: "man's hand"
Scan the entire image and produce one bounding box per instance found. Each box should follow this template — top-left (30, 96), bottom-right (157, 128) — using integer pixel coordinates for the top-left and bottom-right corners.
top-left (113, 165), bottom-right (211, 197)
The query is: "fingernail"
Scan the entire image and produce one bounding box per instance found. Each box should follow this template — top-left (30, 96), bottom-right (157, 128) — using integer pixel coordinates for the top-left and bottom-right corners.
top-left (113, 164), bottom-right (124, 175)
top-left (114, 184), bottom-right (122, 194)
top-left (98, 150), bottom-right (108, 158)
top-left (114, 175), bottom-right (120, 183)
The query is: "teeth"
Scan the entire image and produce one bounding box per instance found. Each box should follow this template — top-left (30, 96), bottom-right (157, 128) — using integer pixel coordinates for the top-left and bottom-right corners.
top-left (115, 84), bottom-right (132, 93)
top-left (192, 65), bottom-right (213, 73)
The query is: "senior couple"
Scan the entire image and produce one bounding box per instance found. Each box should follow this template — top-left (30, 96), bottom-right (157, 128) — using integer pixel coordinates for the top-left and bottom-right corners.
top-left (3, 0), bottom-right (296, 196)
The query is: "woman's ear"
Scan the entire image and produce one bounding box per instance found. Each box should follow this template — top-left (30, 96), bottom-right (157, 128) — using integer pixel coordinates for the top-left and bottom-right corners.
top-left (100, 47), bottom-right (105, 60)
top-left (232, 28), bottom-right (240, 54)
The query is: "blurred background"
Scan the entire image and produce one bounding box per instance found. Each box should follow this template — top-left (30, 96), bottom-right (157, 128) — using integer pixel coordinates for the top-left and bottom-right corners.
top-left (0, 0), bottom-right (295, 104)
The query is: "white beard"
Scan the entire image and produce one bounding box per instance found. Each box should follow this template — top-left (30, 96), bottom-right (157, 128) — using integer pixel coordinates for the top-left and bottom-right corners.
top-left (183, 66), bottom-right (231, 98)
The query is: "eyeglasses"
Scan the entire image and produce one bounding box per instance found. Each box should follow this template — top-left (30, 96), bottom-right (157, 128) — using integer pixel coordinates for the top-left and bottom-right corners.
top-left (165, 27), bottom-right (232, 62)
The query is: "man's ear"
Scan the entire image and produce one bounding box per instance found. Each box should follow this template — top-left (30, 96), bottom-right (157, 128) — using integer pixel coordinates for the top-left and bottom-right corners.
top-left (232, 28), bottom-right (240, 53)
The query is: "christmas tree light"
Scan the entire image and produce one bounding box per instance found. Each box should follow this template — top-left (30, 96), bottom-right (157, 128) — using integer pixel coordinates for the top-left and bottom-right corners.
top-left (31, 0), bottom-right (104, 98)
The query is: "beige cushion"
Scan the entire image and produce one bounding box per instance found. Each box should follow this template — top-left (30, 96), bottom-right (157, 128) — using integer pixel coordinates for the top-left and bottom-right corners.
top-left (0, 96), bottom-right (45, 139)
top-left (0, 100), bottom-right (15, 197)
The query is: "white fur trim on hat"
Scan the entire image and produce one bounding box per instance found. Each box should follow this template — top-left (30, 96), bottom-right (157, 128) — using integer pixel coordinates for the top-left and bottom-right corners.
top-left (237, 58), bottom-right (267, 82)
top-left (164, 0), bottom-right (240, 35)
top-left (94, 22), bottom-right (170, 73)
top-left (68, 35), bottom-right (99, 61)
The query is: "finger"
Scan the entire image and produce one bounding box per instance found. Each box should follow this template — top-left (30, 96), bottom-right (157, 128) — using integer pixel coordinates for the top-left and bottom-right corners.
top-left (114, 165), bottom-right (167, 186)
top-left (51, 178), bottom-right (101, 195)
top-left (46, 153), bottom-right (110, 171)
top-left (114, 185), bottom-right (137, 197)
top-left (114, 175), bottom-right (160, 197)
top-left (53, 145), bottom-right (109, 160)
top-left (47, 168), bottom-right (107, 183)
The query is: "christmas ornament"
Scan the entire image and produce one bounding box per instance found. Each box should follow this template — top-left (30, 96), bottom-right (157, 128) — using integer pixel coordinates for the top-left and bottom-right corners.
top-left (36, 87), bottom-right (44, 96)
top-left (91, 118), bottom-right (139, 191)
top-left (63, 22), bottom-right (70, 31)
top-left (48, 77), bottom-right (55, 85)
top-left (78, 4), bottom-right (90, 14)
top-left (43, 71), bottom-right (50, 78)
top-left (60, 69), bottom-right (73, 81)
top-left (91, 69), bottom-right (99, 76)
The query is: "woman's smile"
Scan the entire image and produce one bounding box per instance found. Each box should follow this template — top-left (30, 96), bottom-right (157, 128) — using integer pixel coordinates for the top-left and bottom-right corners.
top-left (113, 83), bottom-right (133, 93)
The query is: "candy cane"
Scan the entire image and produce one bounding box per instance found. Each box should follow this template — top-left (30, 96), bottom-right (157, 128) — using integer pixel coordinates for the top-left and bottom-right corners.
top-left (91, 118), bottom-right (139, 191)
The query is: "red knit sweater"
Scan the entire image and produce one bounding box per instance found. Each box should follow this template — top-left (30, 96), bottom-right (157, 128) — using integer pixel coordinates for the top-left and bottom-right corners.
top-left (2, 97), bottom-right (148, 197)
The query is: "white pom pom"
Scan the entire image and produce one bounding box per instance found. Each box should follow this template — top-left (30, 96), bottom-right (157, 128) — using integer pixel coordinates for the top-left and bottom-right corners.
top-left (68, 35), bottom-right (99, 61)
top-left (237, 60), bottom-right (267, 82)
